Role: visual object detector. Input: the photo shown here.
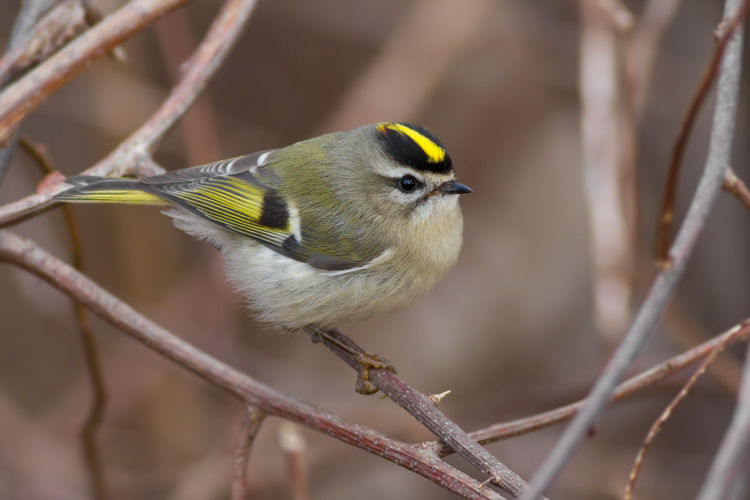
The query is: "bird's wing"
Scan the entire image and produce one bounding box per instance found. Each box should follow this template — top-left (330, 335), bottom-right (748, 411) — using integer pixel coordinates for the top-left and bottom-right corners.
top-left (143, 152), bottom-right (364, 271)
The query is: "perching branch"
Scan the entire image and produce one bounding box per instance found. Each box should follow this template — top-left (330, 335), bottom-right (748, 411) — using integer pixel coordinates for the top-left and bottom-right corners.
top-left (0, 230), bottom-right (504, 500)
top-left (318, 328), bottom-right (539, 499)
top-left (0, 1), bottom-right (522, 497)
top-left (522, 1), bottom-right (747, 497)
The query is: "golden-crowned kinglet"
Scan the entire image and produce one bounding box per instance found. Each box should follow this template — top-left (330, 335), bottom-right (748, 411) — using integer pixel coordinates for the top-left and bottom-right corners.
top-left (55, 122), bottom-right (471, 331)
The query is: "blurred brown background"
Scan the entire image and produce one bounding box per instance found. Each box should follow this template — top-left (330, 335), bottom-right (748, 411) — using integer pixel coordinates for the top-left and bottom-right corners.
top-left (1, 0), bottom-right (749, 499)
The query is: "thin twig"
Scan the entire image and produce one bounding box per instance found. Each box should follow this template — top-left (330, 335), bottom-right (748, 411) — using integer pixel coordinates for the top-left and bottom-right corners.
top-left (232, 407), bottom-right (266, 500)
top-left (424, 319), bottom-right (750, 457)
top-left (723, 168), bottom-right (750, 211)
top-left (636, 243), bottom-right (742, 394)
top-left (18, 136), bottom-right (108, 499)
top-left (654, 0), bottom-right (750, 263)
top-left (0, 230), bottom-right (503, 500)
top-left (662, 302), bottom-right (742, 394)
top-left (0, 0), bottom-right (257, 228)
top-left (105, 0), bottom-right (259, 167)
top-left (522, 0), bottom-right (746, 496)
top-left (624, 322), bottom-right (747, 499)
top-left (696, 340), bottom-right (750, 500)
top-left (318, 328), bottom-right (539, 500)
top-left (279, 423), bottom-right (312, 500)
top-left (0, 0), bottom-right (193, 146)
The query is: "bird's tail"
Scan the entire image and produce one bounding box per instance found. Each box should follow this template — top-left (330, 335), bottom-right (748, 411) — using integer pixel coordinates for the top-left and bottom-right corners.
top-left (55, 176), bottom-right (167, 205)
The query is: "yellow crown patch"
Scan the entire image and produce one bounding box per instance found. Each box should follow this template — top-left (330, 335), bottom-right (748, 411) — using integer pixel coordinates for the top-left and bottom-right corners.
top-left (377, 123), bottom-right (446, 164)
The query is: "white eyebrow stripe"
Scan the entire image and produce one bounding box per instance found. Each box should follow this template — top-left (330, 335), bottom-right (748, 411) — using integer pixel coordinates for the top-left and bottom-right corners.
top-left (374, 163), bottom-right (453, 185)
top-left (376, 164), bottom-right (421, 179)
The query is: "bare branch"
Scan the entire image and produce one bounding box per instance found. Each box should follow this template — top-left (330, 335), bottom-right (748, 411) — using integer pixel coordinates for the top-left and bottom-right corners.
top-left (0, 0), bottom-right (87, 88)
top-left (154, 9), bottom-right (222, 165)
top-left (107, 0), bottom-right (258, 166)
top-left (654, 0), bottom-right (749, 263)
top-left (0, 230), bottom-right (503, 500)
top-left (624, 324), bottom-right (744, 499)
top-left (662, 303), bottom-right (742, 394)
top-left (0, 0), bottom-right (256, 228)
top-left (425, 319), bottom-right (750, 457)
top-left (5, 0), bottom-right (57, 51)
top-left (318, 328), bottom-right (537, 499)
top-left (18, 136), bottom-right (108, 499)
top-left (232, 408), bottom-right (266, 500)
top-left (522, 1), bottom-right (746, 497)
top-left (0, 0), bottom-right (192, 146)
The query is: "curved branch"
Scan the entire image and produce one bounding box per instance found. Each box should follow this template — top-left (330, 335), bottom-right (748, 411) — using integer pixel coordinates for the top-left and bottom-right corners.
top-left (0, 230), bottom-right (503, 500)
top-left (624, 324), bottom-right (745, 498)
top-left (19, 136), bottom-right (108, 498)
top-left (232, 407), bottom-right (266, 500)
top-left (0, 0), bottom-right (190, 146)
top-left (424, 320), bottom-right (750, 457)
top-left (0, 0), bottom-right (256, 228)
top-left (654, 0), bottom-right (749, 262)
top-left (319, 328), bottom-right (536, 499)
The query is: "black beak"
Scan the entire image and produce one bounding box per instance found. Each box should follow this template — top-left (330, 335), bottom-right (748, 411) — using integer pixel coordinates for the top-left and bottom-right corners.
top-left (438, 180), bottom-right (473, 195)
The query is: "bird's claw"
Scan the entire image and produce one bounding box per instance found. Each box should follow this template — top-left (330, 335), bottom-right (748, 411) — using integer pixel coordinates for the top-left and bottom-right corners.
top-left (353, 353), bottom-right (396, 395)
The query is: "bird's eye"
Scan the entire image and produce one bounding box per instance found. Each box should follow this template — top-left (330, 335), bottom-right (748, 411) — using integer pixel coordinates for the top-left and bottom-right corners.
top-left (398, 175), bottom-right (419, 192)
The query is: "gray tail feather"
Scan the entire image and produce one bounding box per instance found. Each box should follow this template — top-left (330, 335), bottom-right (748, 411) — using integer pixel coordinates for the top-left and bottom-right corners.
top-left (62, 175), bottom-right (141, 190)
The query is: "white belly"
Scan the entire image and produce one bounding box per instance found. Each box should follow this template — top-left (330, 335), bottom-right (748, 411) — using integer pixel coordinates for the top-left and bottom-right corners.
top-left (166, 206), bottom-right (461, 330)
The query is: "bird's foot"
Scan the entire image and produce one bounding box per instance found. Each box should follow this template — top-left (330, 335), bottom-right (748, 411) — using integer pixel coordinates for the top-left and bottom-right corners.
top-left (352, 352), bottom-right (396, 395)
top-left (307, 326), bottom-right (397, 395)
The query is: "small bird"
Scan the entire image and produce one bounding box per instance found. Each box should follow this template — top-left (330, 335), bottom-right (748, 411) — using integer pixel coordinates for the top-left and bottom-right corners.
top-left (56, 123), bottom-right (471, 389)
